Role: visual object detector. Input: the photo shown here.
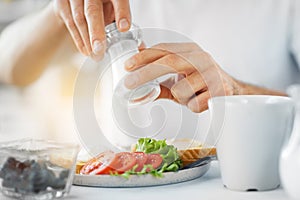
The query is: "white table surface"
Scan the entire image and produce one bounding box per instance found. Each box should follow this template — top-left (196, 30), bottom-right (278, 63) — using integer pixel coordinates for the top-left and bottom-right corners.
top-left (0, 162), bottom-right (290, 200)
top-left (66, 162), bottom-right (290, 200)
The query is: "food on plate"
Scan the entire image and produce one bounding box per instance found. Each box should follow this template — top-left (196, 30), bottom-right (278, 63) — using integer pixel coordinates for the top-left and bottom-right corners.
top-left (177, 146), bottom-right (216, 160)
top-left (144, 154), bottom-right (163, 172)
top-left (77, 138), bottom-right (216, 177)
top-left (79, 151), bottom-right (165, 177)
top-left (80, 151), bottom-right (115, 175)
top-left (167, 139), bottom-right (216, 167)
top-left (78, 138), bottom-right (181, 178)
top-left (75, 161), bottom-right (86, 174)
top-left (132, 152), bottom-right (148, 172)
top-left (108, 152), bottom-right (137, 173)
top-left (179, 147), bottom-right (216, 167)
top-left (134, 138), bottom-right (182, 172)
top-left (75, 147), bottom-right (94, 174)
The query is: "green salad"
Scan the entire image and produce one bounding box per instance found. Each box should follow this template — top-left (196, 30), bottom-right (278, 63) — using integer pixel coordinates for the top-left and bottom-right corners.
top-left (115, 138), bottom-right (182, 178)
top-left (135, 138), bottom-right (182, 172)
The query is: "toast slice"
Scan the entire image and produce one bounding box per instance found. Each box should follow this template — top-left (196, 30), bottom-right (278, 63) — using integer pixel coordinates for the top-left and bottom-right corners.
top-left (76, 161), bottom-right (86, 174)
top-left (167, 138), bottom-right (216, 167)
top-left (178, 147), bottom-right (216, 167)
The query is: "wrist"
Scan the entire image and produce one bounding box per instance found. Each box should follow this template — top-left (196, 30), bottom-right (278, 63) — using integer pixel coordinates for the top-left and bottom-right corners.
top-left (232, 79), bottom-right (287, 96)
top-left (230, 77), bottom-right (244, 95)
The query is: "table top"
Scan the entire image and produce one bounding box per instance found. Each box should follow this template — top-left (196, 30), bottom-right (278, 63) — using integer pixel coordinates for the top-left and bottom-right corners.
top-left (67, 162), bottom-right (289, 200)
top-left (0, 161), bottom-right (289, 200)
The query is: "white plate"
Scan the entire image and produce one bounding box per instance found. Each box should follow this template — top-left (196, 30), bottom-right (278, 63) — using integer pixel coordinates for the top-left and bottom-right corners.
top-left (73, 163), bottom-right (210, 187)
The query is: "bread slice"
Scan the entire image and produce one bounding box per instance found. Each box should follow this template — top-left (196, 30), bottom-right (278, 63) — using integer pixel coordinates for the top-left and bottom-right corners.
top-left (167, 138), bottom-right (216, 167)
top-left (76, 161), bottom-right (86, 174)
top-left (75, 148), bottom-right (95, 174)
top-left (178, 147), bottom-right (216, 167)
top-left (178, 146), bottom-right (216, 160)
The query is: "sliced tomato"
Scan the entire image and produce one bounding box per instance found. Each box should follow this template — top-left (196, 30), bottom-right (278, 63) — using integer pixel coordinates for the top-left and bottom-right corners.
top-left (80, 151), bottom-right (115, 175)
top-left (132, 152), bottom-right (148, 172)
top-left (109, 152), bottom-right (137, 173)
top-left (145, 154), bottom-right (163, 172)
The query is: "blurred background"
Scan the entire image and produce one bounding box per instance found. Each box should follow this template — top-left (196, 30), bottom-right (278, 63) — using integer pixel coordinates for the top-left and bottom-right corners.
top-left (0, 0), bottom-right (49, 31)
top-left (0, 0), bottom-right (83, 144)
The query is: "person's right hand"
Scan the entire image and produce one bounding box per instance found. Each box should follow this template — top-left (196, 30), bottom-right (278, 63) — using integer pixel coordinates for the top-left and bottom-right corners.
top-left (53, 0), bottom-right (131, 58)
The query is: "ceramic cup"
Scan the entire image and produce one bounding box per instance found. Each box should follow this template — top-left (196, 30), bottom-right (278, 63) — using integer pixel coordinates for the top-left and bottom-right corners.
top-left (208, 95), bottom-right (294, 191)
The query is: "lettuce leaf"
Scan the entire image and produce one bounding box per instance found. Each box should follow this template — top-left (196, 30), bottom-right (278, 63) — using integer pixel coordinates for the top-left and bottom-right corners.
top-left (135, 138), bottom-right (182, 172)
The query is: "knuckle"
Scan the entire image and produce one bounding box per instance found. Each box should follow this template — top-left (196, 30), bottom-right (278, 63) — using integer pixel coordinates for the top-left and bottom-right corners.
top-left (165, 53), bottom-right (177, 60)
top-left (189, 72), bottom-right (202, 86)
top-left (163, 54), bottom-right (178, 66)
top-left (133, 52), bottom-right (145, 64)
top-left (85, 3), bottom-right (100, 16)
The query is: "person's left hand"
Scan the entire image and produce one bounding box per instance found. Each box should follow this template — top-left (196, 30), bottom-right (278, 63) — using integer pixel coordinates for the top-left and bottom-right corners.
top-left (124, 43), bottom-right (241, 113)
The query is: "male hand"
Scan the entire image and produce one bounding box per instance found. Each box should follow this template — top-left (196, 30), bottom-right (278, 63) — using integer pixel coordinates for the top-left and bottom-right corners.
top-left (124, 43), bottom-right (241, 113)
top-left (53, 0), bottom-right (131, 59)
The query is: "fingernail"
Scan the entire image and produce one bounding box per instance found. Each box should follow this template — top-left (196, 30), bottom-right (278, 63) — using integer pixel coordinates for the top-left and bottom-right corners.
top-left (119, 18), bottom-right (129, 30)
top-left (125, 59), bottom-right (136, 69)
top-left (93, 40), bottom-right (103, 55)
top-left (124, 74), bottom-right (139, 89)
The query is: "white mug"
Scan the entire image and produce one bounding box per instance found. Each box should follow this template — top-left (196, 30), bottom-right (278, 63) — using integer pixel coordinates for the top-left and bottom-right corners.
top-left (209, 95), bottom-right (294, 191)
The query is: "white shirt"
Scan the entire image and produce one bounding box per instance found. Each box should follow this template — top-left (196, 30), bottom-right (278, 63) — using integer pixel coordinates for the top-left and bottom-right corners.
top-left (130, 0), bottom-right (300, 91)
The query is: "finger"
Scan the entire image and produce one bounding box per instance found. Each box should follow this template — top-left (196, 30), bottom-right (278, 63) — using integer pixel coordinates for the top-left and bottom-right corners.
top-left (187, 91), bottom-right (211, 113)
top-left (170, 72), bottom-right (207, 104)
top-left (70, 0), bottom-right (92, 55)
top-left (152, 42), bottom-right (201, 52)
top-left (85, 0), bottom-right (106, 56)
top-left (124, 63), bottom-right (174, 90)
top-left (111, 0), bottom-right (131, 31)
top-left (57, 0), bottom-right (87, 55)
top-left (156, 85), bottom-right (175, 101)
top-left (124, 53), bottom-right (195, 89)
top-left (103, 2), bottom-right (115, 25)
top-left (160, 76), bottom-right (179, 89)
top-left (125, 48), bottom-right (169, 71)
top-left (125, 43), bottom-right (201, 71)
